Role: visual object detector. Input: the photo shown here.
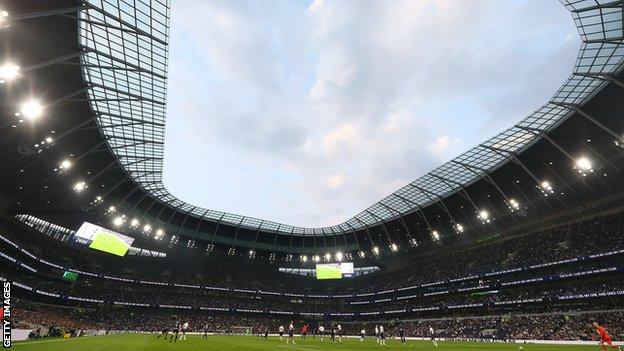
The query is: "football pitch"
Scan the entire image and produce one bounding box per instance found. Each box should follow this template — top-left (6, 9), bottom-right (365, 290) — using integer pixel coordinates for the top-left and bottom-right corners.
top-left (12, 334), bottom-right (607, 351)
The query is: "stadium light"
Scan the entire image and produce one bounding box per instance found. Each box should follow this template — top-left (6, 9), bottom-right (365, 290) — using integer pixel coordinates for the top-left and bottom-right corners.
top-left (113, 216), bottom-right (124, 227)
top-left (431, 230), bottom-right (440, 241)
top-left (372, 246), bottom-right (380, 255)
top-left (409, 238), bottom-right (418, 247)
top-left (313, 255), bottom-right (320, 263)
top-left (59, 159), bottom-right (72, 170)
top-left (18, 99), bottom-right (44, 120)
top-left (248, 250), bottom-right (255, 257)
top-left (155, 229), bottom-right (165, 240)
top-left (73, 181), bottom-right (87, 192)
top-left (45, 136), bottom-right (53, 143)
top-left (108, 206), bottom-right (116, 213)
top-left (130, 218), bottom-right (139, 227)
top-left (456, 224), bottom-right (464, 233)
top-left (324, 253), bottom-right (332, 261)
top-left (358, 251), bottom-right (366, 258)
top-left (336, 251), bottom-right (343, 261)
top-left (390, 243), bottom-right (398, 252)
top-left (508, 198), bottom-right (520, 211)
top-left (540, 180), bottom-right (554, 196)
top-left (0, 62), bottom-right (19, 83)
top-left (301, 255), bottom-right (308, 263)
top-left (478, 209), bottom-right (490, 223)
top-left (143, 224), bottom-right (152, 232)
top-left (574, 157), bottom-right (593, 176)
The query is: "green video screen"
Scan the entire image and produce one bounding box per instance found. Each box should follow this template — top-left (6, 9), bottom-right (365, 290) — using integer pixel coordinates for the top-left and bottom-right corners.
top-left (63, 271), bottom-right (79, 282)
top-left (316, 264), bottom-right (342, 280)
top-left (88, 230), bottom-right (131, 256)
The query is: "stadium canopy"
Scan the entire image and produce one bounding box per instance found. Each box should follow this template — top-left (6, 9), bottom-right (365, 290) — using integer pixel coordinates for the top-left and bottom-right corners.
top-left (1, 0), bottom-right (624, 260)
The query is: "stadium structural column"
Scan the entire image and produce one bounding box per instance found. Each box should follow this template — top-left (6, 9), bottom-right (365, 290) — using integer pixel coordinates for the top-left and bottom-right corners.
top-left (452, 161), bottom-right (515, 208)
top-left (352, 216), bottom-right (379, 252)
top-left (481, 145), bottom-right (560, 210)
top-left (228, 217), bottom-right (245, 252)
top-left (343, 222), bottom-right (364, 254)
top-left (390, 193), bottom-right (435, 243)
top-left (378, 202), bottom-right (417, 250)
top-left (269, 223), bottom-right (283, 261)
top-left (429, 173), bottom-right (486, 230)
top-left (550, 101), bottom-right (624, 144)
top-left (251, 220), bottom-right (265, 255)
top-left (410, 184), bottom-right (462, 234)
top-left (365, 209), bottom-right (405, 250)
top-left (175, 206), bottom-right (197, 240)
top-left (206, 212), bottom-right (226, 253)
top-left (517, 126), bottom-right (594, 196)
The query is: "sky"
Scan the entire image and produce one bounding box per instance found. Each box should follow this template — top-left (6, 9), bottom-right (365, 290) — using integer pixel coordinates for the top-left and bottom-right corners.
top-left (162, 0), bottom-right (580, 228)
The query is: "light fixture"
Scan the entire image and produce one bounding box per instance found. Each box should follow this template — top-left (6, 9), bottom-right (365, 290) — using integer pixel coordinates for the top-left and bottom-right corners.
top-left (432, 230), bottom-right (440, 240)
top-left (73, 181), bottom-right (87, 192)
top-left (19, 99), bottom-right (44, 120)
top-left (59, 159), bottom-right (72, 170)
top-left (313, 255), bottom-right (320, 263)
top-left (335, 251), bottom-right (343, 261)
top-left (478, 209), bottom-right (490, 223)
top-left (574, 157), bottom-right (593, 176)
top-left (155, 229), bottom-right (165, 239)
top-left (324, 253), bottom-right (331, 261)
top-left (0, 63), bottom-right (19, 83)
top-left (372, 246), bottom-right (380, 255)
top-left (358, 251), bottom-right (366, 258)
top-left (540, 180), bottom-right (554, 196)
top-left (248, 250), bottom-right (255, 256)
top-left (302, 255), bottom-right (308, 263)
top-left (143, 224), bottom-right (152, 232)
top-left (456, 224), bottom-right (464, 233)
top-left (113, 216), bottom-right (124, 226)
top-left (130, 218), bottom-right (139, 227)
top-left (508, 198), bottom-right (520, 211)
top-left (45, 136), bottom-right (53, 143)
top-left (390, 243), bottom-right (398, 252)
top-left (108, 206), bottom-right (116, 213)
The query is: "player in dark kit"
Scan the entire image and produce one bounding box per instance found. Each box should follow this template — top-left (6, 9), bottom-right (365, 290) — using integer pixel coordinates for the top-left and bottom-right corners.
top-left (398, 324), bottom-right (406, 345)
top-left (170, 320), bottom-right (180, 342)
top-left (330, 325), bottom-right (336, 342)
top-left (203, 323), bottom-right (209, 339)
top-left (157, 327), bottom-right (169, 340)
top-left (264, 326), bottom-right (269, 341)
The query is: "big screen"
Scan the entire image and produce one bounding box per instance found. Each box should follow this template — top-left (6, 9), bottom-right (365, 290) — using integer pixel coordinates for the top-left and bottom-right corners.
top-left (73, 222), bottom-right (135, 256)
top-left (316, 262), bottom-right (354, 280)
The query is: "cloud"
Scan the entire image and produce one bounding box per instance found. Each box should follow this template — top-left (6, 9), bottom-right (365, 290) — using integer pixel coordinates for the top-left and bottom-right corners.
top-left (163, 0), bottom-right (579, 227)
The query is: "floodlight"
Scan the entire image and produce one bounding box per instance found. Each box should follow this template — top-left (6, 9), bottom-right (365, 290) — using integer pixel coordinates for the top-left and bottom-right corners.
top-left (19, 99), bottom-right (43, 120)
top-left (73, 181), bottom-right (87, 192)
top-left (313, 255), bottom-right (320, 262)
top-left (372, 246), bottom-right (380, 255)
top-left (130, 218), bottom-right (139, 227)
top-left (456, 224), bottom-right (464, 233)
top-left (59, 159), bottom-right (72, 169)
top-left (45, 136), bottom-right (53, 143)
top-left (336, 251), bottom-right (343, 261)
top-left (113, 216), bottom-right (124, 226)
top-left (302, 255), bottom-right (308, 262)
top-left (390, 243), bottom-right (398, 252)
top-left (478, 209), bottom-right (489, 220)
top-left (143, 224), bottom-right (152, 232)
top-left (358, 251), bottom-right (366, 258)
top-left (324, 253), bottom-right (331, 261)
top-left (432, 230), bottom-right (440, 240)
top-left (0, 63), bottom-right (19, 83)
top-left (108, 206), bottom-right (116, 213)
top-left (508, 198), bottom-right (520, 210)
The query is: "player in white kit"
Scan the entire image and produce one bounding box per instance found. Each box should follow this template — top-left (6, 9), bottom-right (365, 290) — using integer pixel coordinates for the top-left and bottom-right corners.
top-left (379, 325), bottom-right (386, 346)
top-left (360, 328), bottom-right (366, 342)
top-left (278, 325), bottom-right (285, 341)
top-left (429, 326), bottom-right (438, 347)
top-left (181, 322), bottom-right (189, 340)
top-left (318, 325), bottom-right (325, 342)
top-left (374, 325), bottom-right (380, 344)
top-left (286, 322), bottom-right (296, 344)
top-left (337, 324), bottom-right (343, 343)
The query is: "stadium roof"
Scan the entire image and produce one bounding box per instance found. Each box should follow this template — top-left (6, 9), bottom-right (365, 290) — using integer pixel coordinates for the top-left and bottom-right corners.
top-left (1, 0), bottom-right (624, 259)
top-left (77, 0), bottom-right (624, 234)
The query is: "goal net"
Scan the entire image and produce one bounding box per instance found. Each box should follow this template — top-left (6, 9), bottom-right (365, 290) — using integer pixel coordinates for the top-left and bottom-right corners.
top-left (231, 326), bottom-right (253, 335)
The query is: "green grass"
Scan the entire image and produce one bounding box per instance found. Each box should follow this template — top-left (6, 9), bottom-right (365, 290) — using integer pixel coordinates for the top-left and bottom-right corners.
top-left (12, 334), bottom-right (605, 351)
